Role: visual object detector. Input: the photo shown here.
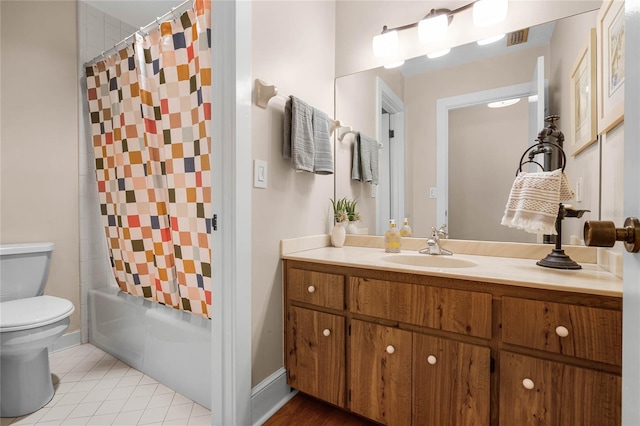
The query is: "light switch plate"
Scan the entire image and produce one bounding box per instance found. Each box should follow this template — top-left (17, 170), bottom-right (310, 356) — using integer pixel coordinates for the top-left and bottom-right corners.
top-left (254, 159), bottom-right (267, 189)
top-left (429, 187), bottom-right (437, 199)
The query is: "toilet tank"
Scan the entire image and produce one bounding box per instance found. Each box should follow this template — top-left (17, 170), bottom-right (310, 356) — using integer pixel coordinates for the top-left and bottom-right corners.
top-left (0, 242), bottom-right (54, 302)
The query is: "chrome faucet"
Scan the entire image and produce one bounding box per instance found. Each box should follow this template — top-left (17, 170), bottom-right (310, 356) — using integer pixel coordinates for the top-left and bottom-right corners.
top-left (419, 227), bottom-right (453, 256)
top-left (436, 224), bottom-right (448, 239)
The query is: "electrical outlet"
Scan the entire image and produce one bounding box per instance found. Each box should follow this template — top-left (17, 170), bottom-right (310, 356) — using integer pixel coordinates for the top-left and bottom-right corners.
top-left (575, 177), bottom-right (583, 202)
top-left (429, 187), bottom-right (437, 199)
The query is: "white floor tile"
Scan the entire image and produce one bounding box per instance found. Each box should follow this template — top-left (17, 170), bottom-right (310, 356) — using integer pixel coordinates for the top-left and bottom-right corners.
top-left (39, 405), bottom-right (75, 422)
top-left (164, 404), bottom-right (193, 422)
top-left (3, 345), bottom-right (203, 426)
top-left (57, 392), bottom-right (89, 407)
top-left (67, 402), bottom-right (101, 419)
top-left (85, 413), bottom-right (117, 425)
top-left (120, 396), bottom-right (151, 413)
top-left (93, 399), bottom-right (126, 417)
top-left (137, 406), bottom-right (169, 425)
top-left (112, 409), bottom-right (144, 425)
top-left (146, 394), bottom-right (174, 410)
top-left (130, 384), bottom-right (157, 399)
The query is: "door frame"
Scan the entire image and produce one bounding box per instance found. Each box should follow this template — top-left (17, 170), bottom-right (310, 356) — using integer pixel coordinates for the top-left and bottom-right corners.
top-left (376, 77), bottom-right (405, 234)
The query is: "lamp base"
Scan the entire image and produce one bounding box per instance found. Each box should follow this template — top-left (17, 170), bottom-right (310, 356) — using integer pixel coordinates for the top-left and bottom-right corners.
top-left (536, 248), bottom-right (582, 270)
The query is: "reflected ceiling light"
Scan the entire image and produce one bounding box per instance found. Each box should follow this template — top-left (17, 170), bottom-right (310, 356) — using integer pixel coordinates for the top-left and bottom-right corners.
top-left (488, 98), bottom-right (520, 108)
top-left (384, 60), bottom-right (406, 69)
top-left (372, 1), bottom-right (509, 58)
top-left (427, 48), bottom-right (451, 59)
top-left (473, 0), bottom-right (509, 27)
top-left (418, 11), bottom-right (450, 43)
top-left (477, 33), bottom-right (505, 45)
top-left (528, 95), bottom-right (538, 103)
top-left (372, 29), bottom-right (399, 57)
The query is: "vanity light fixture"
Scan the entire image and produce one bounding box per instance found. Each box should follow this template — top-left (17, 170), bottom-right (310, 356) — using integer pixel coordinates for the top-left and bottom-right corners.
top-left (488, 98), bottom-right (520, 108)
top-left (384, 60), bottom-right (406, 69)
top-left (373, 0), bottom-right (508, 58)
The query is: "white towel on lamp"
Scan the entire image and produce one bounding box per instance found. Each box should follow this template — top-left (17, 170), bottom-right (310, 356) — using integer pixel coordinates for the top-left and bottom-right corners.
top-left (501, 168), bottom-right (575, 235)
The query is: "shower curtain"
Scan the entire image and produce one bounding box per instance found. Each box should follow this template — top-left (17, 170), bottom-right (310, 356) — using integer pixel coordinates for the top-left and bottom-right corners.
top-left (85, 0), bottom-right (212, 318)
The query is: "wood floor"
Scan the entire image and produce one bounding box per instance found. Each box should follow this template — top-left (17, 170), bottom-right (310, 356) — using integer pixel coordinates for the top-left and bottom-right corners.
top-left (264, 392), bottom-right (377, 426)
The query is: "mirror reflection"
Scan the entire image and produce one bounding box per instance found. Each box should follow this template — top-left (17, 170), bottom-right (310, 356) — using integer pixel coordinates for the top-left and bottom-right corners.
top-left (335, 8), bottom-right (600, 241)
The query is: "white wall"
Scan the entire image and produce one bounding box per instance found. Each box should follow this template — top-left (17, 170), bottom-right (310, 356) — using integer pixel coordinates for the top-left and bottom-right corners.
top-left (0, 1), bottom-right (80, 333)
top-left (251, 0), bottom-right (336, 387)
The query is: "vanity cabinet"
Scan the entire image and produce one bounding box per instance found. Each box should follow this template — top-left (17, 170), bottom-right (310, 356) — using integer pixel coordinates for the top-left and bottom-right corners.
top-left (283, 260), bottom-right (622, 426)
top-left (499, 351), bottom-right (621, 426)
top-left (349, 320), bottom-right (412, 426)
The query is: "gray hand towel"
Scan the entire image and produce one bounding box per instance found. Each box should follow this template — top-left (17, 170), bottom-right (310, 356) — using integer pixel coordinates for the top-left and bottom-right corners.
top-left (283, 97), bottom-right (292, 159)
top-left (352, 132), bottom-right (379, 184)
top-left (312, 108), bottom-right (334, 175)
top-left (351, 133), bottom-right (362, 181)
top-left (290, 96), bottom-right (314, 172)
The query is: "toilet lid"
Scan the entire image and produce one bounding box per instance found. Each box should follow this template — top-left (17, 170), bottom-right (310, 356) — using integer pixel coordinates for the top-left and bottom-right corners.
top-left (0, 295), bottom-right (75, 332)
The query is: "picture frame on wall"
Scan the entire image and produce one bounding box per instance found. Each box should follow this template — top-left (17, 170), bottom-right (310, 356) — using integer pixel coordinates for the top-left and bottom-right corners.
top-left (570, 28), bottom-right (597, 156)
top-left (596, 0), bottom-right (625, 135)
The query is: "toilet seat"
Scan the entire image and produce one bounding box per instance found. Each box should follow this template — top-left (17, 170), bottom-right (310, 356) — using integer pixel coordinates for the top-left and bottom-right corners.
top-left (0, 296), bottom-right (74, 332)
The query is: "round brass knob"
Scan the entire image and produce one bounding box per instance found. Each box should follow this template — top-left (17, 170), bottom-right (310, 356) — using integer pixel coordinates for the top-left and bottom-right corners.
top-left (584, 217), bottom-right (640, 253)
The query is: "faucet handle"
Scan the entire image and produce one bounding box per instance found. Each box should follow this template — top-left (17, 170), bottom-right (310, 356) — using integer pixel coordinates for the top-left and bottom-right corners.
top-left (437, 224), bottom-right (448, 239)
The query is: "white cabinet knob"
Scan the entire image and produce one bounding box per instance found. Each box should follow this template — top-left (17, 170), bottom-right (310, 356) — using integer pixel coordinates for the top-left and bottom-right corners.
top-left (386, 345), bottom-right (395, 354)
top-left (555, 325), bottom-right (569, 337)
top-left (522, 378), bottom-right (535, 390)
top-left (307, 285), bottom-right (316, 293)
top-left (322, 328), bottom-right (331, 337)
top-left (427, 355), bottom-right (437, 365)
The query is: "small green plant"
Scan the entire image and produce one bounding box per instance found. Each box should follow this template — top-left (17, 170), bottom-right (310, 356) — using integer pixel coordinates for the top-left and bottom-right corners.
top-left (330, 197), bottom-right (361, 223)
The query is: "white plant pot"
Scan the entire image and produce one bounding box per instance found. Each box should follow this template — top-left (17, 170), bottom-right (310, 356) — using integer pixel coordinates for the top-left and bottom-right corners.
top-left (346, 222), bottom-right (358, 234)
top-left (331, 223), bottom-right (346, 247)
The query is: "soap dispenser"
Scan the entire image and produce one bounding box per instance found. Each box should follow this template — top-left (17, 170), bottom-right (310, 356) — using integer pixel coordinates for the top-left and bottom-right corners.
top-left (400, 218), bottom-right (413, 237)
top-left (384, 219), bottom-right (401, 253)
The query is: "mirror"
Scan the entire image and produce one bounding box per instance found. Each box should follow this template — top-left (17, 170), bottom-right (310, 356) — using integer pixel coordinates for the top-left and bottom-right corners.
top-left (335, 7), bottom-right (601, 241)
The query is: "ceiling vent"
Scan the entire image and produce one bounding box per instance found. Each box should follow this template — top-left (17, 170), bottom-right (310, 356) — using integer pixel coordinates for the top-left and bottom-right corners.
top-left (507, 28), bottom-right (529, 46)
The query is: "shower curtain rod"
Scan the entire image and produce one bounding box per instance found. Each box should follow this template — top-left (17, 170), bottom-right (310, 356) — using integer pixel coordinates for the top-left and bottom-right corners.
top-left (84, 0), bottom-right (192, 66)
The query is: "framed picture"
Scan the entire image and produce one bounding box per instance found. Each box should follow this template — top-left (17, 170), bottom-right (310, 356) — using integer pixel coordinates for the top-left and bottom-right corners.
top-left (570, 28), bottom-right (597, 156)
top-left (596, 0), bottom-right (625, 135)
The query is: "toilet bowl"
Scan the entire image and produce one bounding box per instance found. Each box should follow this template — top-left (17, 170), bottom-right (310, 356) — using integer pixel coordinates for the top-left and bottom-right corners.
top-left (0, 243), bottom-right (75, 418)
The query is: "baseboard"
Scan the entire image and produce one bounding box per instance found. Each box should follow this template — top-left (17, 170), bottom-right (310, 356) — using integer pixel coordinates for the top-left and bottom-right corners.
top-left (50, 330), bottom-right (82, 353)
top-left (251, 367), bottom-right (297, 426)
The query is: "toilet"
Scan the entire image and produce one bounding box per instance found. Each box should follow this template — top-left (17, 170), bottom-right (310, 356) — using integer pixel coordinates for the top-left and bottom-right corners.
top-left (0, 242), bottom-right (75, 418)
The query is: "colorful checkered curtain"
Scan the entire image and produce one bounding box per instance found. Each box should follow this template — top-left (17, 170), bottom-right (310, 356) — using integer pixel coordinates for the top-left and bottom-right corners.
top-left (85, 0), bottom-right (212, 318)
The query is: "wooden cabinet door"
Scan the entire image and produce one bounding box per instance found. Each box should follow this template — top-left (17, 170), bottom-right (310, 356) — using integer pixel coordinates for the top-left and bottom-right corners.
top-left (286, 306), bottom-right (346, 407)
top-left (349, 320), bottom-right (412, 426)
top-left (413, 333), bottom-right (491, 426)
top-left (500, 351), bottom-right (621, 426)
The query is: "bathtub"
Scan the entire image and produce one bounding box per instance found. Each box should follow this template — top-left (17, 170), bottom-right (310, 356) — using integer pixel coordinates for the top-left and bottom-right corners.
top-left (88, 287), bottom-right (211, 409)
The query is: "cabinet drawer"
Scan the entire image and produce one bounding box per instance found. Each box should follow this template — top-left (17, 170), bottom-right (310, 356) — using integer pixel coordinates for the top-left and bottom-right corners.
top-left (499, 351), bottom-right (621, 426)
top-left (350, 277), bottom-right (492, 339)
top-left (502, 297), bottom-right (622, 366)
top-left (288, 268), bottom-right (345, 310)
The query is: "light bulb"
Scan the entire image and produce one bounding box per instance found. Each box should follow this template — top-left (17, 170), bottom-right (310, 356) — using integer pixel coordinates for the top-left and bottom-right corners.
top-left (473, 0), bottom-right (508, 27)
top-left (418, 13), bottom-right (448, 43)
top-left (426, 48), bottom-right (451, 59)
top-left (372, 30), bottom-right (398, 57)
top-left (477, 33), bottom-right (505, 46)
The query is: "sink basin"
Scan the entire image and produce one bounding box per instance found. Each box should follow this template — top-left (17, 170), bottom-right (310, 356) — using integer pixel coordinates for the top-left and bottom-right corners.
top-left (382, 254), bottom-right (478, 269)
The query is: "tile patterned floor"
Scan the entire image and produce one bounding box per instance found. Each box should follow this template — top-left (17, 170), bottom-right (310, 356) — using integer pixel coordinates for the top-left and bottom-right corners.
top-left (1, 344), bottom-right (211, 426)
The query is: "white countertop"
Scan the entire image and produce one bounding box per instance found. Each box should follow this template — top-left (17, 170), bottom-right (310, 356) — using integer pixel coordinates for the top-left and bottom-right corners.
top-left (281, 243), bottom-right (622, 298)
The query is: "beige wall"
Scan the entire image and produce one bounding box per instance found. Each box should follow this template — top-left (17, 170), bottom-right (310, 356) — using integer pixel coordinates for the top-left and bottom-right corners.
top-left (0, 1), bottom-right (80, 332)
top-left (335, 68), bottom-right (404, 232)
top-left (449, 101), bottom-right (536, 243)
top-left (548, 9), bottom-right (604, 245)
top-left (404, 45), bottom-right (549, 237)
top-left (251, 0), bottom-right (336, 387)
